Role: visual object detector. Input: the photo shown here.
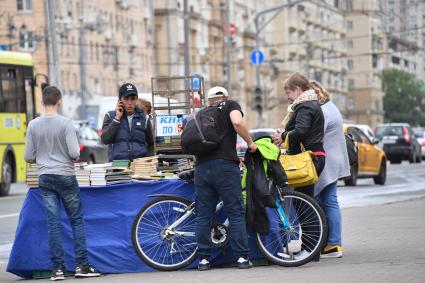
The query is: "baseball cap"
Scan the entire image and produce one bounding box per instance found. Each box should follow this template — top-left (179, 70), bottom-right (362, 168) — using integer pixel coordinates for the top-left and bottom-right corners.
top-left (119, 83), bottom-right (138, 98)
top-left (207, 86), bottom-right (228, 99)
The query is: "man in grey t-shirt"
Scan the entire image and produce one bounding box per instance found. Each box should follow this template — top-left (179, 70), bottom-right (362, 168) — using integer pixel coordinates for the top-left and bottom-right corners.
top-left (24, 86), bottom-right (100, 280)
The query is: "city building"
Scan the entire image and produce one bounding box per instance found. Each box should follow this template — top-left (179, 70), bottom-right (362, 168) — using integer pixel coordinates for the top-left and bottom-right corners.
top-left (153, 0), bottom-right (266, 128)
top-left (382, 0), bottom-right (425, 81)
top-left (0, 0), bottom-right (153, 123)
top-left (266, 0), bottom-right (348, 128)
top-left (344, 0), bottom-right (385, 127)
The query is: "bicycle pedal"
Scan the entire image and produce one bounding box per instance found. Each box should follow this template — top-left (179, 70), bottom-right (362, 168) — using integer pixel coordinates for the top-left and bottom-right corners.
top-left (277, 252), bottom-right (291, 259)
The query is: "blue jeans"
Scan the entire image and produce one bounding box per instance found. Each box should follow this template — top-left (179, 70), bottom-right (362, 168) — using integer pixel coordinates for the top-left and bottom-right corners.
top-left (39, 174), bottom-right (88, 269)
top-left (315, 181), bottom-right (342, 246)
top-left (194, 159), bottom-right (248, 259)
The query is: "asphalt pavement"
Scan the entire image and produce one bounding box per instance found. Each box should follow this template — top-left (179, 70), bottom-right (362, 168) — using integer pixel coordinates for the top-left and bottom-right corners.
top-left (0, 162), bottom-right (425, 282)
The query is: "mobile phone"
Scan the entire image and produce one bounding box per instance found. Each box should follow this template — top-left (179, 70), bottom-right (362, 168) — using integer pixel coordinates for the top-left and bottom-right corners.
top-left (117, 101), bottom-right (125, 114)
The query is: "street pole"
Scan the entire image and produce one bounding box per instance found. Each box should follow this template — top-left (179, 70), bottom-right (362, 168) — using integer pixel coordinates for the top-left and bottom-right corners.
top-left (226, 0), bottom-right (232, 95)
top-left (150, 0), bottom-right (157, 77)
top-left (183, 0), bottom-right (190, 76)
top-left (78, 2), bottom-right (87, 120)
top-left (45, 0), bottom-right (61, 89)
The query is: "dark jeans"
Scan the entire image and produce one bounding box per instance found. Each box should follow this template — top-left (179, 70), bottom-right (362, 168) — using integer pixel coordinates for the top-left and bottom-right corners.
top-left (194, 159), bottom-right (248, 259)
top-left (296, 155), bottom-right (326, 197)
top-left (38, 174), bottom-right (88, 269)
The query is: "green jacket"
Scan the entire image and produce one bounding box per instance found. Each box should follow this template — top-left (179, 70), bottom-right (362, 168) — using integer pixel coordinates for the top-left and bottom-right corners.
top-left (242, 137), bottom-right (281, 189)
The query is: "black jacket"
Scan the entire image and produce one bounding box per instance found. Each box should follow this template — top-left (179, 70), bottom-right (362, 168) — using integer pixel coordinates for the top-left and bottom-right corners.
top-left (101, 107), bottom-right (154, 161)
top-left (245, 150), bottom-right (287, 234)
top-left (283, 101), bottom-right (325, 154)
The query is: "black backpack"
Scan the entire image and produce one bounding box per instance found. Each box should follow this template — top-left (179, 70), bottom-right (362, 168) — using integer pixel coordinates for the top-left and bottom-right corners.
top-left (181, 104), bottom-right (227, 156)
top-left (345, 133), bottom-right (358, 167)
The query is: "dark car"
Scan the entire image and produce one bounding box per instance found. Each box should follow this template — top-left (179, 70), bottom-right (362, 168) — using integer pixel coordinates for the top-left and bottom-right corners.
top-left (74, 121), bottom-right (109, 164)
top-left (374, 123), bottom-right (422, 164)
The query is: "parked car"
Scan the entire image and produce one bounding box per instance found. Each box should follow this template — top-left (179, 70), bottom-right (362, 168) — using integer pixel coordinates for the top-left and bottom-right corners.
top-left (412, 127), bottom-right (425, 159)
top-left (343, 124), bottom-right (387, 186)
top-left (374, 123), bottom-right (421, 164)
top-left (74, 121), bottom-right (109, 164)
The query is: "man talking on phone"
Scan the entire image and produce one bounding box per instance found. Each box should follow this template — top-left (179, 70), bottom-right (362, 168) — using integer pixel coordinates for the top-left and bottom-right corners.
top-left (101, 83), bottom-right (154, 161)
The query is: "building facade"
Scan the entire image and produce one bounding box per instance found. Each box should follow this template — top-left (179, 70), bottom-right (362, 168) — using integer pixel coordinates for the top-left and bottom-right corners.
top-left (382, 0), bottom-right (425, 81)
top-left (344, 0), bottom-right (385, 127)
top-left (153, 0), bottom-right (264, 128)
top-left (0, 0), bottom-right (153, 122)
top-left (266, 0), bottom-right (348, 128)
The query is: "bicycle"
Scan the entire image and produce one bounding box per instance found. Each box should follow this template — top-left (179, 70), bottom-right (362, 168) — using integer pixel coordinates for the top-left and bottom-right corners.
top-left (131, 174), bottom-right (328, 271)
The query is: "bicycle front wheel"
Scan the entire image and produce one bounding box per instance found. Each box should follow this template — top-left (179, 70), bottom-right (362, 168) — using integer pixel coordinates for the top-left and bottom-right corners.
top-left (254, 189), bottom-right (328, 267)
top-left (131, 196), bottom-right (198, 271)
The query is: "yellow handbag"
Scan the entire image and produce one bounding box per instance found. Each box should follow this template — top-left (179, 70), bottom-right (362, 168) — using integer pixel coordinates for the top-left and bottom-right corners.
top-left (279, 134), bottom-right (318, 188)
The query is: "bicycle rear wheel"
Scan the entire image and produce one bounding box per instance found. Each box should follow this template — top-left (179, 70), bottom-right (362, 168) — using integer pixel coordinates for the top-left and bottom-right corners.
top-left (131, 196), bottom-right (197, 271)
top-left (254, 189), bottom-right (328, 267)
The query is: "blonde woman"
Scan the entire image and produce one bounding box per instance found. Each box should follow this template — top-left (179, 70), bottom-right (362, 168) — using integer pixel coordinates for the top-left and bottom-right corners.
top-left (311, 80), bottom-right (350, 258)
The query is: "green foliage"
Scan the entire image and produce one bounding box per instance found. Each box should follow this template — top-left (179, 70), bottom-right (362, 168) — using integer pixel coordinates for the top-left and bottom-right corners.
top-left (382, 69), bottom-right (425, 126)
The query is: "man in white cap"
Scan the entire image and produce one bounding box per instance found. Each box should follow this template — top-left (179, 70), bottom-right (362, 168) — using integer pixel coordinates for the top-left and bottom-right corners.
top-left (195, 86), bottom-right (256, 271)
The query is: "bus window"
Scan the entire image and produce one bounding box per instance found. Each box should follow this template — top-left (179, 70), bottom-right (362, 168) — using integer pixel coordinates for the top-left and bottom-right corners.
top-left (25, 78), bottom-right (34, 120)
top-left (1, 68), bottom-right (18, 113)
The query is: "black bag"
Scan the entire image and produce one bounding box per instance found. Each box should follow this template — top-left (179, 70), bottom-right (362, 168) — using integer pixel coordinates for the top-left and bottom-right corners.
top-left (345, 133), bottom-right (358, 167)
top-left (181, 105), bottom-right (227, 156)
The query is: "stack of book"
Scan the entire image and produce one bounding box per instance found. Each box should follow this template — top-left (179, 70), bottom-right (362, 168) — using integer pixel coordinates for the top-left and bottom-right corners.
top-left (106, 167), bottom-right (132, 185)
top-left (131, 156), bottom-right (159, 180)
top-left (75, 163), bottom-right (91, 186)
top-left (26, 164), bottom-right (39, 187)
top-left (157, 155), bottom-right (195, 173)
top-left (86, 163), bottom-right (111, 186)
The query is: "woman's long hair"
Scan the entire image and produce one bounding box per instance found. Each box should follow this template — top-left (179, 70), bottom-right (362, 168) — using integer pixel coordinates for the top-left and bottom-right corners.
top-left (310, 80), bottom-right (330, 104)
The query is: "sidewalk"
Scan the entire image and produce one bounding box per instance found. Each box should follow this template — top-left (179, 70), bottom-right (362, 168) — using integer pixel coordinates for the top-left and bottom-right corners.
top-left (1, 197), bottom-right (425, 283)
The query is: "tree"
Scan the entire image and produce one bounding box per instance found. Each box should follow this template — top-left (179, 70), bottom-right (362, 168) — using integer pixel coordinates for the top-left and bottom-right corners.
top-left (382, 69), bottom-right (425, 126)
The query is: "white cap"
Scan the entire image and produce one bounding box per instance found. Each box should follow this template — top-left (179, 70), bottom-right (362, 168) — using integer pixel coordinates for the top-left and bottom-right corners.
top-left (207, 86), bottom-right (229, 99)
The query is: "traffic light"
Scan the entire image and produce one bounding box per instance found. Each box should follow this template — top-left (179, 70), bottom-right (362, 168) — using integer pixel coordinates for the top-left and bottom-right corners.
top-left (253, 87), bottom-right (263, 114)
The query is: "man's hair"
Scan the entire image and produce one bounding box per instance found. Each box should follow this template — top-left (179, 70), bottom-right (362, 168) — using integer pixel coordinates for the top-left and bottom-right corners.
top-left (42, 86), bottom-right (62, 105)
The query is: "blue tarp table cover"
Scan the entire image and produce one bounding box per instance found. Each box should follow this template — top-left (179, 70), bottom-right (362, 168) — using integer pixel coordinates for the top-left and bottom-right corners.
top-left (7, 180), bottom-right (262, 278)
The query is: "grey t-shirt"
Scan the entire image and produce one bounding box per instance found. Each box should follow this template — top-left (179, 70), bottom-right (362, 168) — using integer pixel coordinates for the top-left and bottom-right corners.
top-left (24, 115), bottom-right (80, 176)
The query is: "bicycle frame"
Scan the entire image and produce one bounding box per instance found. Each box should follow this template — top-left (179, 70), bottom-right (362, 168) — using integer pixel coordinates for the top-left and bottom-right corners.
top-left (162, 198), bottom-right (226, 238)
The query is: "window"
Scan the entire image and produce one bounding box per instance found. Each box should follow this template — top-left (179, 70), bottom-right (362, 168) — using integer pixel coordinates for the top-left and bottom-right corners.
top-left (356, 128), bottom-right (371, 144)
top-left (1, 68), bottom-right (18, 113)
top-left (334, 0), bottom-right (339, 8)
top-left (347, 59), bottom-right (353, 70)
top-left (19, 30), bottom-right (34, 50)
top-left (391, 56), bottom-right (400, 64)
top-left (17, 0), bottom-right (32, 12)
top-left (346, 21), bottom-right (353, 30)
top-left (372, 54), bottom-right (378, 68)
top-left (347, 40), bottom-right (353, 49)
top-left (348, 79), bottom-right (355, 89)
top-left (346, 0), bottom-right (353, 11)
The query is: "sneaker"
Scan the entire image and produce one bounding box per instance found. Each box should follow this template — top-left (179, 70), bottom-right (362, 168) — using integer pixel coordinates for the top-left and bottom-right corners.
top-left (236, 257), bottom-right (253, 269)
top-left (198, 258), bottom-right (210, 271)
top-left (320, 245), bottom-right (343, 258)
top-left (74, 264), bottom-right (101, 278)
top-left (50, 268), bottom-right (65, 281)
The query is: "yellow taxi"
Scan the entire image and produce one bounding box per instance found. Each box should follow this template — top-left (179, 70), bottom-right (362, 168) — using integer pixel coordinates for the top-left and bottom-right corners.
top-left (343, 124), bottom-right (387, 186)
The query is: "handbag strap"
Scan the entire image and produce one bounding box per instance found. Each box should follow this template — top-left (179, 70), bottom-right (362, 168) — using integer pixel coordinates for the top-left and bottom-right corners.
top-left (283, 133), bottom-right (306, 153)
